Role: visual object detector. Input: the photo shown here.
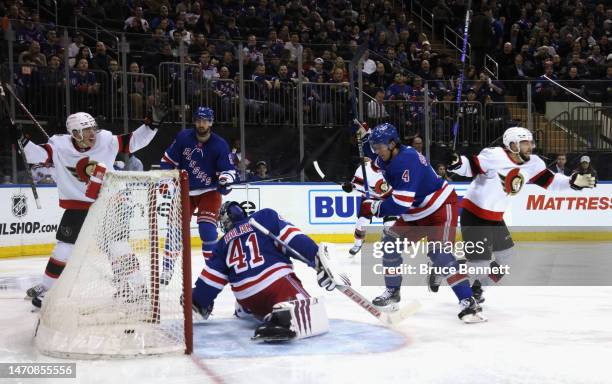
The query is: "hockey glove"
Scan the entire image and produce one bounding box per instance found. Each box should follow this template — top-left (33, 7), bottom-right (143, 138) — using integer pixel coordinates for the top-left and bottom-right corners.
top-left (218, 171), bottom-right (235, 186)
top-left (570, 173), bottom-right (596, 190)
top-left (315, 257), bottom-right (336, 291)
top-left (359, 199), bottom-right (381, 219)
top-left (341, 181), bottom-right (354, 193)
top-left (144, 104), bottom-right (168, 129)
top-left (446, 151), bottom-right (462, 171)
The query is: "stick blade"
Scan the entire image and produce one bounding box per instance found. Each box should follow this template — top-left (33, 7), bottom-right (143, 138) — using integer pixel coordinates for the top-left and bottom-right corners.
top-left (383, 300), bottom-right (421, 326)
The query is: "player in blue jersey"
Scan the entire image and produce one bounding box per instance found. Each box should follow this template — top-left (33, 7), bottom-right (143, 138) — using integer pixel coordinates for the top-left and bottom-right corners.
top-left (359, 123), bottom-right (485, 323)
top-left (192, 202), bottom-right (334, 341)
top-left (159, 107), bottom-right (237, 283)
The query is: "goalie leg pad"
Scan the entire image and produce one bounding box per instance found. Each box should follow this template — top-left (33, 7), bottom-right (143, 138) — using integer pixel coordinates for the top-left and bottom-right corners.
top-left (108, 241), bottom-right (147, 300)
top-left (254, 297), bottom-right (329, 342)
top-left (41, 241), bottom-right (73, 290)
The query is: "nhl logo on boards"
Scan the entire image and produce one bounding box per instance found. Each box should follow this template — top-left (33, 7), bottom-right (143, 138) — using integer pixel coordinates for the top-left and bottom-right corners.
top-left (11, 194), bottom-right (28, 218)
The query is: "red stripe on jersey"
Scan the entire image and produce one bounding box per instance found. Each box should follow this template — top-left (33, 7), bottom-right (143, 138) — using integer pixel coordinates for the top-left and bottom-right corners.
top-left (446, 273), bottom-right (468, 286)
top-left (280, 227), bottom-right (300, 242)
top-left (529, 169), bottom-right (554, 189)
top-left (162, 154), bottom-right (178, 167)
top-left (202, 250), bottom-right (213, 259)
top-left (59, 199), bottom-right (92, 210)
top-left (232, 265), bottom-right (292, 292)
top-left (393, 193), bottom-right (415, 203)
top-left (470, 155), bottom-right (484, 174)
top-left (202, 270), bottom-right (227, 285)
top-left (408, 185), bottom-right (447, 213)
top-left (353, 176), bottom-right (364, 186)
top-left (117, 134), bottom-right (133, 154)
top-left (461, 198), bottom-right (504, 221)
top-left (42, 144), bottom-right (53, 164)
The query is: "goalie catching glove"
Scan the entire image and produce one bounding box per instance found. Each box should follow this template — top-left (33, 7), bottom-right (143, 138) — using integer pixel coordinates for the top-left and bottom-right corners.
top-left (570, 173), bottom-right (596, 190)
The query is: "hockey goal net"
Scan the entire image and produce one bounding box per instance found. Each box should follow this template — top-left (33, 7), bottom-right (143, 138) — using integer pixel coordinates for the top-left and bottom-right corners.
top-left (36, 170), bottom-right (193, 358)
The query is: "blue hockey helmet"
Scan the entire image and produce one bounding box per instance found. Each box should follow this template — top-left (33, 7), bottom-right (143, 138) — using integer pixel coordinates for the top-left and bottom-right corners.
top-left (219, 201), bottom-right (247, 233)
top-left (194, 106), bottom-right (214, 122)
top-left (369, 123), bottom-right (400, 147)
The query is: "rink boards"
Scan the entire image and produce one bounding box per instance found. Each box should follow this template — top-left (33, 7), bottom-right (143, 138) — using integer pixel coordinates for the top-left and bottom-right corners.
top-left (1, 182), bottom-right (611, 257)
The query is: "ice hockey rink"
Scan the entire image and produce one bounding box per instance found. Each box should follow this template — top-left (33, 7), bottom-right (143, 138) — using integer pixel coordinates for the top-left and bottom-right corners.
top-left (1, 242), bottom-right (611, 384)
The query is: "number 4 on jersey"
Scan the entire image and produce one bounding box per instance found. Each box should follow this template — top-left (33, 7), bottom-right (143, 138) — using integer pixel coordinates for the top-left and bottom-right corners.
top-left (227, 233), bottom-right (264, 273)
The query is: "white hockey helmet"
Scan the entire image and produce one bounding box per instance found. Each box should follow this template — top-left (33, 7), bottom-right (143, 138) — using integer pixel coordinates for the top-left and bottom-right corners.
top-left (66, 112), bottom-right (98, 140)
top-left (502, 127), bottom-right (534, 153)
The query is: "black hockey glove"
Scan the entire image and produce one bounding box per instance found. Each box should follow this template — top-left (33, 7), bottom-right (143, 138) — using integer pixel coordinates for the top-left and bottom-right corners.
top-left (144, 104), bottom-right (168, 129)
top-left (341, 181), bottom-right (354, 193)
top-left (446, 151), bottom-right (462, 171)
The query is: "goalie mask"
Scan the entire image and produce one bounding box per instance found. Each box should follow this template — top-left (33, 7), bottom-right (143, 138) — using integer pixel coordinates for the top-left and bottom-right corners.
top-left (219, 201), bottom-right (247, 233)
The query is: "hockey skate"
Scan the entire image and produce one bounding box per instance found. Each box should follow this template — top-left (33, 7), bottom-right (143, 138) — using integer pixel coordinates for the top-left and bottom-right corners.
top-left (26, 283), bottom-right (46, 299)
top-left (471, 280), bottom-right (485, 303)
top-left (372, 287), bottom-right (401, 312)
top-left (31, 290), bottom-right (46, 309)
top-left (252, 310), bottom-right (296, 343)
top-left (458, 297), bottom-right (487, 323)
top-left (349, 229), bottom-right (366, 256)
top-left (348, 243), bottom-right (362, 256)
top-left (113, 281), bottom-right (149, 304)
top-left (159, 269), bottom-right (174, 286)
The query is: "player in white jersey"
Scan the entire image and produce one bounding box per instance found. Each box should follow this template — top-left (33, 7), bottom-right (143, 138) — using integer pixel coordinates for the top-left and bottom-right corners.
top-left (341, 160), bottom-right (395, 255)
top-left (437, 127), bottom-right (596, 301)
top-left (20, 112), bottom-right (160, 307)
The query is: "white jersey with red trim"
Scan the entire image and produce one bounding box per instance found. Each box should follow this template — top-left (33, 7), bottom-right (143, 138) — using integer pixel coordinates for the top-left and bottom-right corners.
top-left (23, 125), bottom-right (157, 209)
top-left (351, 161), bottom-right (392, 200)
top-left (451, 147), bottom-right (573, 221)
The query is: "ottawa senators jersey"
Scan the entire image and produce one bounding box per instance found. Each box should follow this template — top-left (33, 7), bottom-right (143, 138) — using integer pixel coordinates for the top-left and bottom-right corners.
top-left (351, 161), bottom-right (392, 200)
top-left (23, 125), bottom-right (157, 209)
top-left (451, 147), bottom-right (573, 221)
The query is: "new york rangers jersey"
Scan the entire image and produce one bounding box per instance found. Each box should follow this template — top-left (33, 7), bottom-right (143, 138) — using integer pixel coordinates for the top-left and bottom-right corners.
top-left (452, 147), bottom-right (572, 221)
top-left (161, 130), bottom-right (236, 195)
top-left (23, 125), bottom-right (157, 209)
top-left (374, 145), bottom-right (454, 221)
top-left (196, 208), bottom-right (318, 307)
top-left (351, 161), bottom-right (392, 200)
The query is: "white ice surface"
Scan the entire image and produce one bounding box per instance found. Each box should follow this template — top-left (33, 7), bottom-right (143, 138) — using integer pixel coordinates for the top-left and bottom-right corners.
top-left (1, 243), bottom-right (611, 384)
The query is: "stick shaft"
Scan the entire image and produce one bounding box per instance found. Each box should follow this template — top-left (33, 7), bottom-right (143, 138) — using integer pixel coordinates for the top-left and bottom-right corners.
top-left (0, 85), bottom-right (42, 208)
top-left (451, 0), bottom-right (473, 150)
top-left (3, 83), bottom-right (50, 140)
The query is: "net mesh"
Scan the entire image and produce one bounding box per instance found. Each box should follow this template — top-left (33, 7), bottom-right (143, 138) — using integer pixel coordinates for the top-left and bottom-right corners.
top-left (36, 170), bottom-right (189, 358)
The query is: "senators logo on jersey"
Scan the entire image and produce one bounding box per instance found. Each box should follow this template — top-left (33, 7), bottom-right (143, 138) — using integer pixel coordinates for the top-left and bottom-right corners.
top-left (67, 157), bottom-right (99, 183)
top-left (499, 168), bottom-right (525, 195)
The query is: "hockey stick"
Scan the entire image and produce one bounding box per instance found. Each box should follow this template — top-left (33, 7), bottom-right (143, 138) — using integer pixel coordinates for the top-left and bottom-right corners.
top-left (3, 83), bottom-right (49, 140)
top-left (349, 44), bottom-right (370, 198)
top-left (451, 0), bottom-right (473, 151)
top-left (313, 160), bottom-right (367, 195)
top-left (0, 84), bottom-right (42, 209)
top-left (249, 218), bottom-right (420, 326)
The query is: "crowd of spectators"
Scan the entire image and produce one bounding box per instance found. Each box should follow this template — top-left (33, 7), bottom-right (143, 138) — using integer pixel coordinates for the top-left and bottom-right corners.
top-left (1, 0), bottom-right (612, 178)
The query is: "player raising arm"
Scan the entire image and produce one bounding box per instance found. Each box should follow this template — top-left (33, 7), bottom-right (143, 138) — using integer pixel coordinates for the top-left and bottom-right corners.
top-left (192, 202), bottom-right (334, 342)
top-left (359, 123), bottom-right (485, 323)
top-left (22, 111), bottom-right (161, 307)
top-left (441, 127), bottom-right (596, 301)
